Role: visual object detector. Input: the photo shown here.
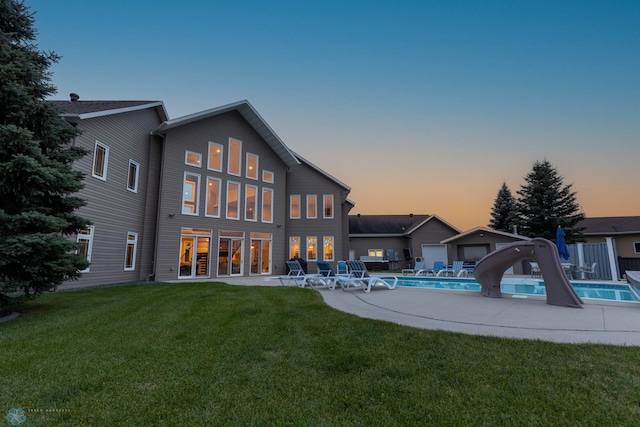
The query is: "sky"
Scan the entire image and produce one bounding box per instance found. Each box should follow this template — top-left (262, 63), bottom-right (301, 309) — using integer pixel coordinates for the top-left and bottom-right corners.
top-left (27, 0), bottom-right (639, 231)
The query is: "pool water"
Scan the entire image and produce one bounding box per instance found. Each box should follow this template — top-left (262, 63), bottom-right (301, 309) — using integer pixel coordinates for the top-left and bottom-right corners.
top-left (391, 276), bottom-right (639, 302)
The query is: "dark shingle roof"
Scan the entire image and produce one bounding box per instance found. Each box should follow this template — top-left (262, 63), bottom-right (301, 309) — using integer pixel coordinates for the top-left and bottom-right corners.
top-left (49, 100), bottom-right (161, 115)
top-left (349, 214), bottom-right (431, 235)
top-left (578, 216), bottom-right (640, 234)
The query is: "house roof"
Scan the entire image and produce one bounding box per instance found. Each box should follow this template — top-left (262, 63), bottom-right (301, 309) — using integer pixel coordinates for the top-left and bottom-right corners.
top-left (440, 227), bottom-right (530, 244)
top-left (349, 214), bottom-right (433, 236)
top-left (578, 216), bottom-right (640, 235)
top-left (293, 152), bottom-right (351, 192)
top-left (49, 99), bottom-right (168, 121)
top-left (156, 100), bottom-right (300, 169)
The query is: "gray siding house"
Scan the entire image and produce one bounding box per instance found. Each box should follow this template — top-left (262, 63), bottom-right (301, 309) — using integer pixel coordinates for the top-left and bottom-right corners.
top-left (53, 97), bottom-right (352, 286)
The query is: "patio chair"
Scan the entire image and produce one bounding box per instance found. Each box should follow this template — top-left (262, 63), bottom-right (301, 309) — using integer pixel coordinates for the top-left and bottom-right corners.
top-left (437, 261), bottom-right (466, 277)
top-left (401, 261), bottom-right (425, 276)
top-left (279, 260), bottom-right (317, 287)
top-left (529, 262), bottom-right (541, 278)
top-left (576, 262), bottom-right (597, 279)
top-left (341, 260), bottom-right (397, 293)
top-left (336, 260), bottom-right (349, 275)
top-left (416, 261), bottom-right (444, 276)
top-left (308, 261), bottom-right (350, 290)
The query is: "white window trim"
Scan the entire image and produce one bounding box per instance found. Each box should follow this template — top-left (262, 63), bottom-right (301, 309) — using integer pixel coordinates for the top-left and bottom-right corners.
top-left (261, 188), bottom-right (273, 223)
top-left (124, 232), bottom-right (138, 271)
top-left (246, 152), bottom-right (259, 180)
top-left (205, 176), bottom-right (222, 218)
top-left (227, 137), bottom-right (242, 176)
top-left (226, 180), bottom-right (241, 220)
top-left (323, 236), bottom-right (335, 261)
top-left (323, 194), bottom-right (334, 219)
top-left (306, 236), bottom-right (318, 262)
top-left (244, 184), bottom-right (258, 222)
top-left (208, 141), bottom-right (223, 172)
top-left (92, 140), bottom-right (109, 181)
top-left (127, 159), bottom-right (140, 193)
top-left (306, 195), bottom-right (317, 219)
top-left (182, 172), bottom-right (201, 216)
top-left (289, 236), bottom-right (300, 259)
top-left (185, 150), bottom-right (202, 168)
top-left (290, 195), bottom-right (301, 219)
top-left (262, 170), bottom-right (274, 183)
top-left (76, 226), bottom-right (94, 273)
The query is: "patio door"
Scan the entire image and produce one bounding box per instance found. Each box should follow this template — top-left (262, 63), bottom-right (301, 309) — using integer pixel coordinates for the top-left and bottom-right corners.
top-left (179, 229), bottom-right (211, 279)
top-left (250, 232), bottom-right (272, 275)
top-left (218, 230), bottom-right (244, 276)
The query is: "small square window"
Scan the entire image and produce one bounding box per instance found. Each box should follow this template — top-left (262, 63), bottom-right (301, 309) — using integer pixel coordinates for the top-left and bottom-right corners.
top-left (185, 150), bottom-right (202, 167)
top-left (262, 170), bottom-right (274, 183)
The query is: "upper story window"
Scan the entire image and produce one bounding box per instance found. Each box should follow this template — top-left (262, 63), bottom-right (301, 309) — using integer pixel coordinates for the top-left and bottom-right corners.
top-left (290, 195), bottom-right (301, 219)
top-left (306, 195), bottom-right (317, 219)
top-left (205, 177), bottom-right (221, 218)
top-left (245, 184), bottom-right (257, 221)
top-left (228, 138), bottom-right (242, 176)
top-left (246, 153), bottom-right (258, 180)
top-left (226, 181), bottom-right (240, 220)
top-left (262, 170), bottom-right (274, 183)
top-left (634, 242), bottom-right (640, 254)
top-left (262, 188), bottom-right (273, 223)
top-left (92, 140), bottom-right (109, 180)
top-left (323, 194), bottom-right (334, 219)
top-left (208, 142), bottom-right (223, 172)
top-left (127, 160), bottom-right (139, 193)
top-left (185, 150), bottom-right (202, 167)
top-left (182, 172), bottom-right (200, 215)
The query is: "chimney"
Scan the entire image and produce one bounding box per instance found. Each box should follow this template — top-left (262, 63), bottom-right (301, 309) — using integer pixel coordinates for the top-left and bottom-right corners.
top-left (70, 93), bottom-right (80, 102)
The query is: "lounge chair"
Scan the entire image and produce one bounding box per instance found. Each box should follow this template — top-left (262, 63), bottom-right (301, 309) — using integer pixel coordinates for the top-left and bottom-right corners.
top-left (279, 260), bottom-right (317, 287)
top-left (416, 261), bottom-right (444, 276)
top-left (336, 260), bottom-right (349, 275)
top-left (401, 261), bottom-right (425, 276)
top-left (308, 261), bottom-right (350, 290)
top-left (437, 261), bottom-right (466, 277)
top-left (529, 262), bottom-right (541, 278)
top-left (341, 260), bottom-right (397, 293)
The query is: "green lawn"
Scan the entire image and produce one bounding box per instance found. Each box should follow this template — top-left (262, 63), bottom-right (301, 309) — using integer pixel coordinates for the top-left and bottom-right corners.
top-left (1, 282), bottom-right (640, 426)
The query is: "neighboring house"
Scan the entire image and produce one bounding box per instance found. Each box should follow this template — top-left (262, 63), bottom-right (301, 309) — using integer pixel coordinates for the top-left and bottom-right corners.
top-left (348, 214), bottom-right (460, 270)
top-left (577, 216), bottom-right (640, 278)
top-left (440, 227), bottom-right (530, 275)
top-left (53, 96), bottom-right (352, 286)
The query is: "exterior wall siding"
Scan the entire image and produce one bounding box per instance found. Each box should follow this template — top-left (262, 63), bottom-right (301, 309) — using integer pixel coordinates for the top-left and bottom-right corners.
top-left (154, 111), bottom-right (289, 280)
top-left (66, 108), bottom-right (164, 287)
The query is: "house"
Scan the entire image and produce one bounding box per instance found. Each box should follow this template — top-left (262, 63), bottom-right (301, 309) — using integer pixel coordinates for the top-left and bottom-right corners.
top-left (52, 96), bottom-right (352, 286)
top-left (577, 216), bottom-right (640, 278)
top-left (348, 214), bottom-right (460, 270)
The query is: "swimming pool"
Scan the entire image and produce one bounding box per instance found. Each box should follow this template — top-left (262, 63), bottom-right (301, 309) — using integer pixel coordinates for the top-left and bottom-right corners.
top-left (389, 276), bottom-right (640, 302)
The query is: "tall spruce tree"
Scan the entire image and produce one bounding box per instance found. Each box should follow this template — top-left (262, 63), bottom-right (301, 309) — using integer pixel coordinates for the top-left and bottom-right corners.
top-left (0, 0), bottom-right (90, 312)
top-left (489, 182), bottom-right (516, 232)
top-left (514, 159), bottom-right (585, 242)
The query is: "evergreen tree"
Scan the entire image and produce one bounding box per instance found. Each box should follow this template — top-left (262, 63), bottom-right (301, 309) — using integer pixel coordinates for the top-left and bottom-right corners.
top-left (488, 182), bottom-right (516, 232)
top-left (0, 0), bottom-right (90, 312)
top-left (514, 159), bottom-right (585, 242)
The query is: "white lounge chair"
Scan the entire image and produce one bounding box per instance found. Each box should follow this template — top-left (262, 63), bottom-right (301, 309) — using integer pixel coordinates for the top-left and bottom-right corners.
top-left (401, 261), bottom-right (425, 276)
top-left (279, 260), bottom-right (317, 287)
top-left (576, 262), bottom-right (597, 279)
top-left (340, 260), bottom-right (397, 293)
top-left (530, 262), bottom-right (541, 278)
top-left (416, 261), bottom-right (444, 276)
top-left (437, 261), bottom-right (466, 277)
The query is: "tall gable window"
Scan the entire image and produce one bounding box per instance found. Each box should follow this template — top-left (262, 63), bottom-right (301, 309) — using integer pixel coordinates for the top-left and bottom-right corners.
top-left (226, 181), bottom-right (240, 220)
top-left (92, 141), bottom-right (109, 180)
top-left (307, 195), bottom-right (317, 219)
top-left (290, 195), bottom-right (300, 219)
top-left (323, 194), bottom-right (334, 218)
top-left (262, 188), bottom-right (273, 223)
top-left (228, 138), bottom-right (242, 176)
top-left (182, 172), bottom-right (200, 215)
top-left (208, 142), bottom-right (223, 172)
top-left (245, 185), bottom-right (257, 221)
top-left (205, 177), bottom-right (221, 217)
top-left (246, 153), bottom-right (258, 180)
top-left (185, 150), bottom-right (202, 167)
top-left (127, 160), bottom-right (139, 193)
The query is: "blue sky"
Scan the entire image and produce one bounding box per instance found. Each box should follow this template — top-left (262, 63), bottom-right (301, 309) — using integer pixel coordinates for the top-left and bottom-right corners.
top-left (29, 0), bottom-right (639, 230)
